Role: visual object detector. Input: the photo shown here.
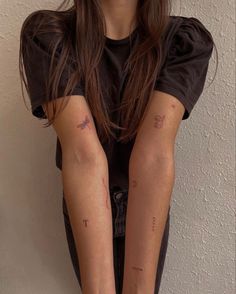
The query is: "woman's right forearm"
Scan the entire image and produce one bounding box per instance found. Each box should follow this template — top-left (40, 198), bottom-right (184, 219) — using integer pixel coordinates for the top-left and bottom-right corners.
top-left (61, 153), bottom-right (115, 294)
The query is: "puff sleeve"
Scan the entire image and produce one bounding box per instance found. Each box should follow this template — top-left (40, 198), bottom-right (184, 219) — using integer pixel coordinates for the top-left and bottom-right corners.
top-left (21, 14), bottom-right (85, 119)
top-left (154, 17), bottom-right (214, 119)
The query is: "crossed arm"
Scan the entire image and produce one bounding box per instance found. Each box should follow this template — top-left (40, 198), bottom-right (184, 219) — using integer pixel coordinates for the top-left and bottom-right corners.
top-left (42, 89), bottom-right (184, 294)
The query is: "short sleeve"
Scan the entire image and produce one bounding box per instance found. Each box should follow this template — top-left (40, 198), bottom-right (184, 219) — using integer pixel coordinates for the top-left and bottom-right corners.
top-left (154, 16), bottom-right (214, 119)
top-left (21, 14), bottom-right (85, 119)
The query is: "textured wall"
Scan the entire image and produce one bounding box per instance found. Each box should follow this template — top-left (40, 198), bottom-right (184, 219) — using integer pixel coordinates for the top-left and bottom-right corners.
top-left (0, 1), bottom-right (235, 294)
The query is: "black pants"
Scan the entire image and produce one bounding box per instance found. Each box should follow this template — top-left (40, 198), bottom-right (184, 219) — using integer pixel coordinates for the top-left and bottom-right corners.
top-left (62, 188), bottom-right (170, 294)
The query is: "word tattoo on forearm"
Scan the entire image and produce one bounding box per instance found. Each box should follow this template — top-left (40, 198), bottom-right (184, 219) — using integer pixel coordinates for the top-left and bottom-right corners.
top-left (154, 114), bottom-right (165, 129)
top-left (131, 179), bottom-right (138, 188)
top-left (76, 114), bottom-right (92, 130)
top-left (83, 219), bottom-right (89, 227)
top-left (132, 266), bottom-right (143, 272)
top-left (102, 177), bottom-right (110, 209)
top-left (152, 216), bottom-right (156, 232)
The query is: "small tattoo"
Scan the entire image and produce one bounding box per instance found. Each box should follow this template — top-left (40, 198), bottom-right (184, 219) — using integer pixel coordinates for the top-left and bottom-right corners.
top-left (152, 216), bottom-right (156, 232)
top-left (102, 177), bottom-right (110, 209)
top-left (133, 267), bottom-right (139, 292)
top-left (132, 179), bottom-right (137, 188)
top-left (76, 115), bottom-right (91, 130)
top-left (83, 219), bottom-right (89, 227)
top-left (132, 266), bottom-right (143, 272)
top-left (154, 114), bottom-right (165, 129)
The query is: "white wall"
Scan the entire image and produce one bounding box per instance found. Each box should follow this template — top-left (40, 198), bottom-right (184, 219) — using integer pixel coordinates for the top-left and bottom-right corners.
top-left (0, 1), bottom-right (235, 293)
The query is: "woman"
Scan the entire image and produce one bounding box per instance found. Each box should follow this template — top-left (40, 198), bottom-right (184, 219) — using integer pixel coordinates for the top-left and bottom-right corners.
top-left (19, 1), bottom-right (217, 293)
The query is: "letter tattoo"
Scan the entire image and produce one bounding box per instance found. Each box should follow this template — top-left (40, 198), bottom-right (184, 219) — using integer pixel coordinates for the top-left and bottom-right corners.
top-left (154, 114), bottom-right (165, 129)
top-left (76, 115), bottom-right (91, 130)
top-left (132, 179), bottom-right (137, 188)
top-left (83, 219), bottom-right (89, 227)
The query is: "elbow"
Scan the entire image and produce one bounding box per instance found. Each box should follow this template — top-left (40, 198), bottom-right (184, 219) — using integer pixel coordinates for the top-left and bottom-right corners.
top-left (129, 148), bottom-right (175, 175)
top-left (63, 144), bottom-right (107, 168)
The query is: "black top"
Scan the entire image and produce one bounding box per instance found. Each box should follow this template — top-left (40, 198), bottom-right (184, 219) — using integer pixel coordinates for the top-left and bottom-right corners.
top-left (22, 14), bottom-right (214, 192)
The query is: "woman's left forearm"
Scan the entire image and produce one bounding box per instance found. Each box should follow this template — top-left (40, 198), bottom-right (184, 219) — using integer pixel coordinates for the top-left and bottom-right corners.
top-left (122, 154), bottom-right (175, 294)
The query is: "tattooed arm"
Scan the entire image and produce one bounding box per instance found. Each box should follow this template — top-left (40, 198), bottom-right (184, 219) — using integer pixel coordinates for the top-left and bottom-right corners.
top-left (122, 90), bottom-right (185, 294)
top-left (43, 95), bottom-right (115, 294)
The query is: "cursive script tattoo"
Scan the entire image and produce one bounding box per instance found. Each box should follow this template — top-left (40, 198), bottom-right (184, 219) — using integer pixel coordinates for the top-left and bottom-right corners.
top-left (76, 115), bottom-right (91, 130)
top-left (152, 216), bottom-right (156, 232)
top-left (83, 219), bottom-right (89, 227)
top-left (154, 114), bottom-right (165, 129)
top-left (132, 266), bottom-right (143, 272)
top-left (102, 177), bottom-right (110, 209)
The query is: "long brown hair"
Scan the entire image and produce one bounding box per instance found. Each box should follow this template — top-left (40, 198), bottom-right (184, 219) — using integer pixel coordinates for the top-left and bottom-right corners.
top-left (19, 0), bottom-right (218, 144)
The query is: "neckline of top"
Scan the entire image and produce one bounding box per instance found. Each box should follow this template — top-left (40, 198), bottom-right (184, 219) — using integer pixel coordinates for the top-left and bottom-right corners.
top-left (104, 16), bottom-right (179, 46)
top-left (105, 25), bottom-right (139, 46)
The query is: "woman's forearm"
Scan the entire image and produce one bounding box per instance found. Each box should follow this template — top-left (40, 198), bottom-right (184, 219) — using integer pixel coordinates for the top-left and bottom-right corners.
top-left (122, 155), bottom-right (175, 294)
top-left (62, 154), bottom-right (116, 294)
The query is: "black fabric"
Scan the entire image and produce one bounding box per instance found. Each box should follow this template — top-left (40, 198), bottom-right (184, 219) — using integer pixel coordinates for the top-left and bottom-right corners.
top-left (22, 29), bottom-right (84, 119)
top-left (22, 14), bottom-right (214, 191)
top-left (154, 16), bottom-right (214, 120)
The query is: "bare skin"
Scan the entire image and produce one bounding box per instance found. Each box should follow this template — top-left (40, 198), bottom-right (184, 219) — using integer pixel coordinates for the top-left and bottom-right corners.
top-left (100, 0), bottom-right (138, 40)
top-left (122, 90), bottom-right (185, 293)
top-left (43, 96), bottom-right (116, 294)
top-left (102, 176), bottom-right (111, 209)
